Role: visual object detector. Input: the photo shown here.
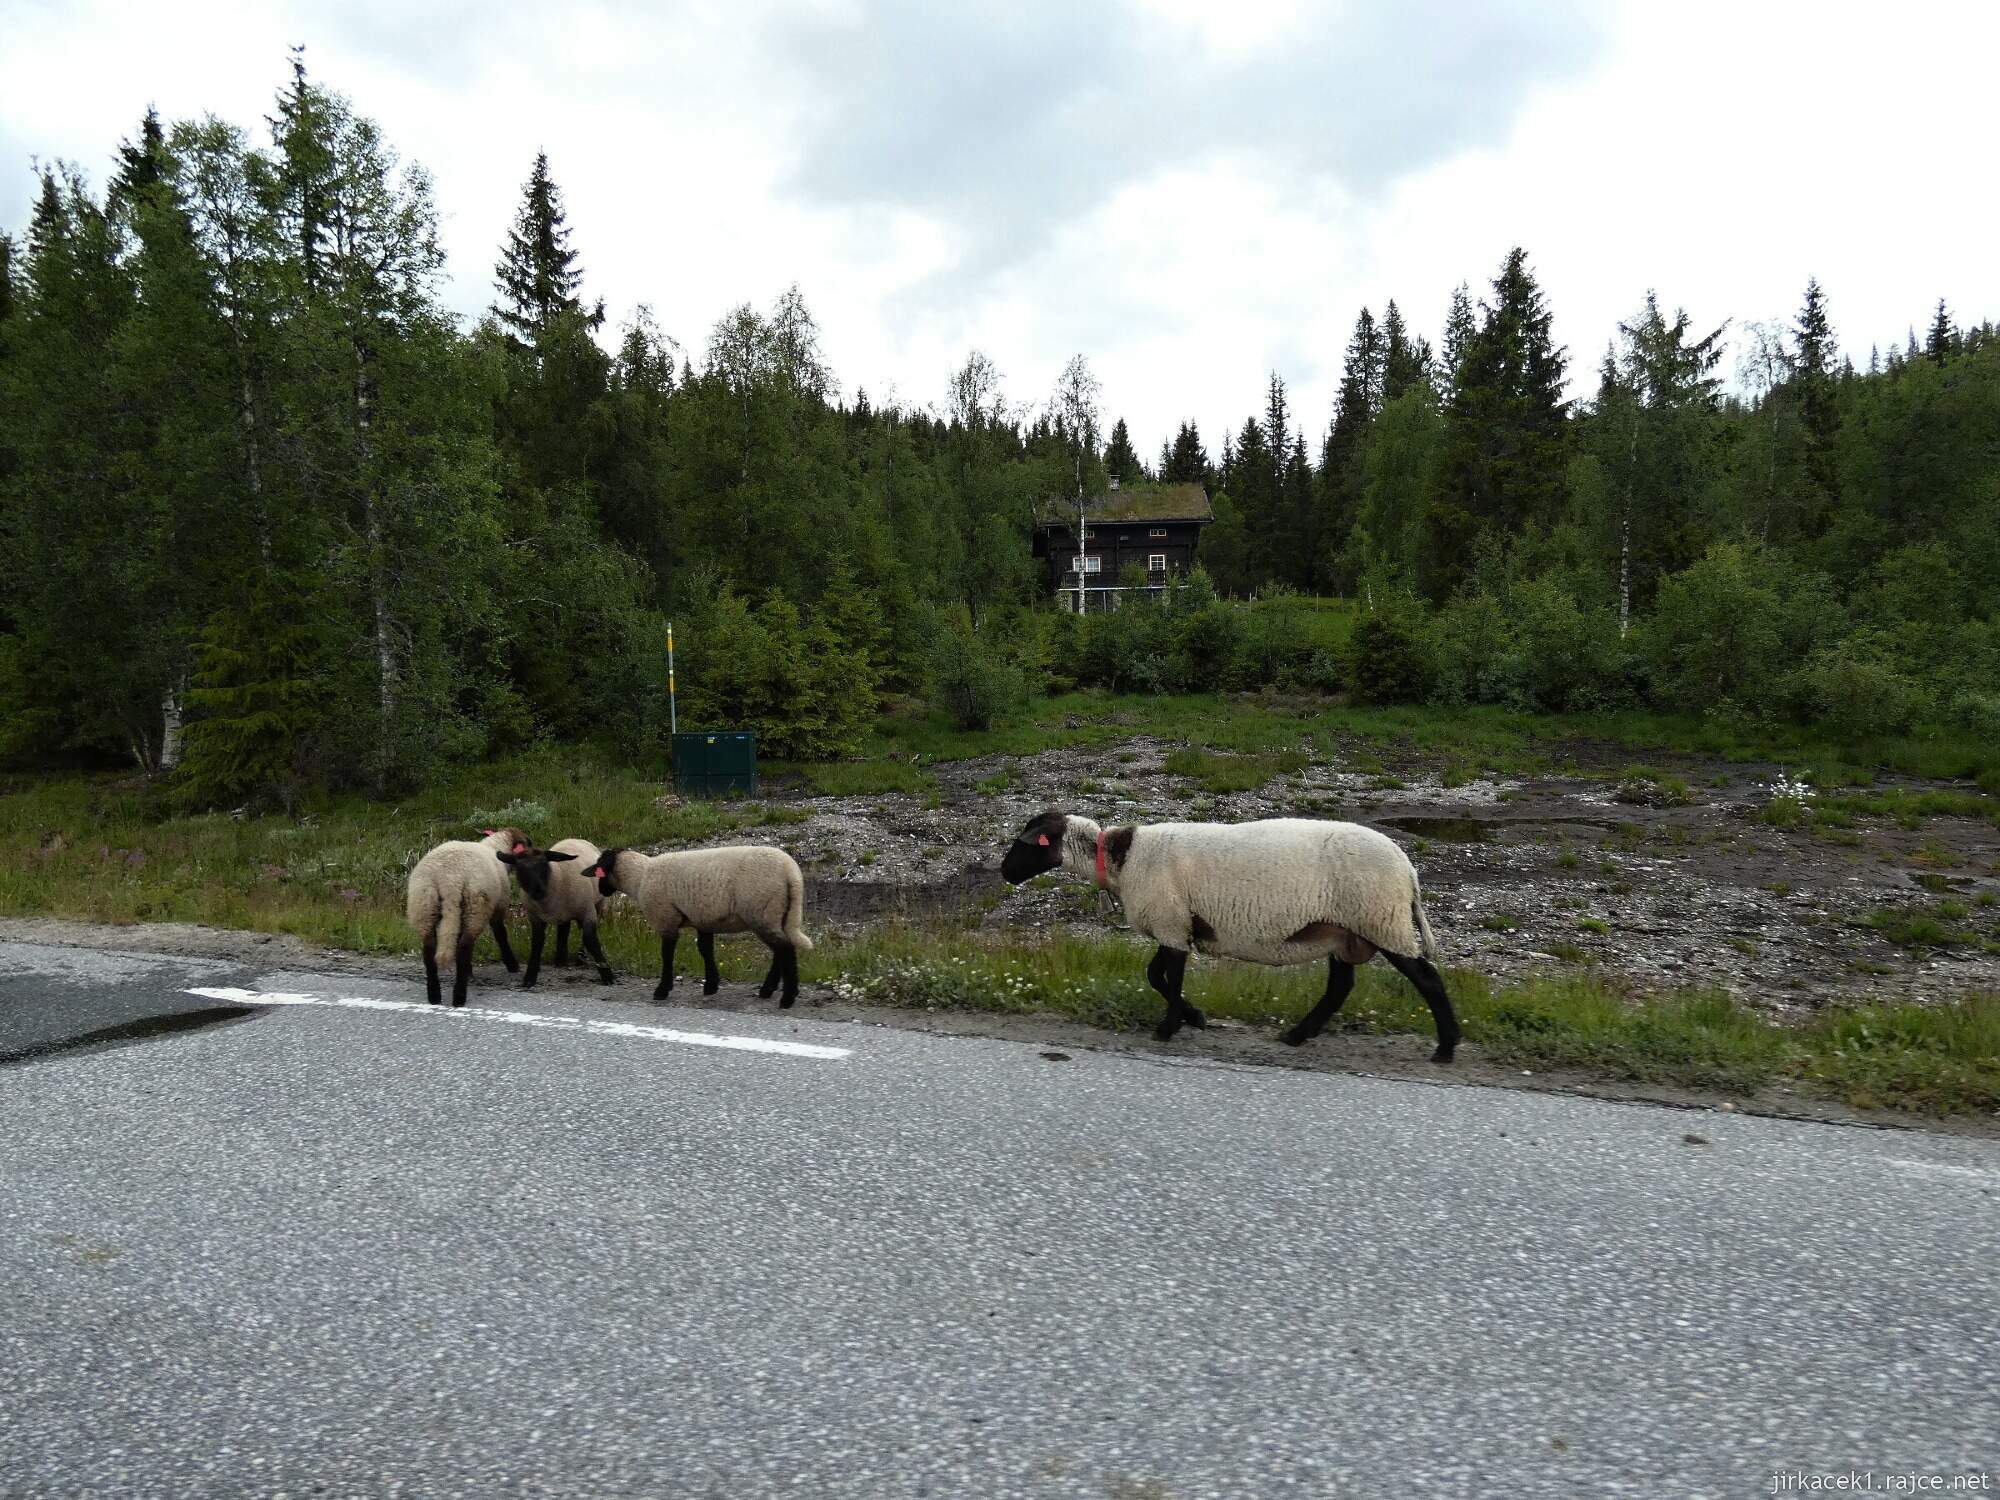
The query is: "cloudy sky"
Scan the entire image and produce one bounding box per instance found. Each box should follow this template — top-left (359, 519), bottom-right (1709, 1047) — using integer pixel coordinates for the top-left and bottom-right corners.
top-left (4, 0), bottom-right (1995, 456)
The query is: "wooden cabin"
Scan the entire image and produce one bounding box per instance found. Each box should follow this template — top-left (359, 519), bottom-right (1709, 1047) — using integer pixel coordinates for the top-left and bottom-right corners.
top-left (1031, 479), bottom-right (1214, 612)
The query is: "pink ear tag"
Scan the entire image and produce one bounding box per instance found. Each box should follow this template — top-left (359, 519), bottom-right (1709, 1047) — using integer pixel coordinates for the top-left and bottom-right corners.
top-left (1036, 834), bottom-right (1051, 846)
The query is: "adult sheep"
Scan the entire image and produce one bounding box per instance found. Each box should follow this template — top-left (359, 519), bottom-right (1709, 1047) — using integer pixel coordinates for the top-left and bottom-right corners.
top-left (999, 809), bottom-right (1460, 1061)
top-left (405, 826), bottom-right (529, 1008)
top-left (582, 845), bottom-right (813, 1007)
top-left (501, 837), bottom-right (615, 989)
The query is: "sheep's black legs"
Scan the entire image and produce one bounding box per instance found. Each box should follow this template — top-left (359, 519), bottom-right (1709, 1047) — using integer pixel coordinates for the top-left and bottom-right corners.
top-left (758, 937), bottom-right (784, 1000)
top-left (522, 918), bottom-right (547, 989)
top-left (696, 931), bottom-right (721, 995)
top-left (1384, 951), bottom-right (1460, 1063)
top-left (778, 943), bottom-right (799, 1008)
top-left (554, 921), bottom-right (571, 967)
top-left (1281, 957), bottom-right (1355, 1047)
top-left (580, 924), bottom-right (614, 984)
top-left (1146, 945), bottom-right (1201, 1041)
top-left (655, 931), bottom-right (679, 1001)
top-left (452, 936), bottom-right (477, 1008)
top-left (489, 914), bottom-right (519, 973)
top-left (421, 934), bottom-right (442, 1006)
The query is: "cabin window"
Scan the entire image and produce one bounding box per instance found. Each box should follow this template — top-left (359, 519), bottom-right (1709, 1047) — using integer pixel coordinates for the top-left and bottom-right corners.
top-left (1149, 527), bottom-right (1168, 538)
top-left (1071, 555), bottom-right (1102, 574)
top-left (1148, 554), bottom-right (1167, 574)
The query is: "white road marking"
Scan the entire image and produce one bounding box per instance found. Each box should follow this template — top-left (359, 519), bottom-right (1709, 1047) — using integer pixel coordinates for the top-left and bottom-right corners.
top-left (181, 987), bottom-right (852, 1060)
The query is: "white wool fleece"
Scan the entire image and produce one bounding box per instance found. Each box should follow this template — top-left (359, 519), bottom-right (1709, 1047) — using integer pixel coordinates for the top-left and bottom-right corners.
top-left (609, 845), bottom-right (814, 949)
top-left (405, 827), bottom-right (522, 956)
top-left (524, 837), bottom-right (606, 926)
top-left (1061, 815), bottom-right (1435, 966)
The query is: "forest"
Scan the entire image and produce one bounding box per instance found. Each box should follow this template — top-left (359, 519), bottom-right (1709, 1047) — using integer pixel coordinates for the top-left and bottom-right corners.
top-left (3, 59), bottom-right (1996, 806)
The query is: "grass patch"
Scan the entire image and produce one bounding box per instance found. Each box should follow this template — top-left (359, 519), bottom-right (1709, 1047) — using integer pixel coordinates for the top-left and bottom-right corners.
top-left (783, 759), bottom-right (939, 798)
top-left (813, 928), bottom-right (2000, 1114)
top-left (1867, 903), bottom-right (1981, 950)
top-left (1161, 747), bottom-right (1309, 795)
top-left (1578, 917), bottom-right (1611, 935)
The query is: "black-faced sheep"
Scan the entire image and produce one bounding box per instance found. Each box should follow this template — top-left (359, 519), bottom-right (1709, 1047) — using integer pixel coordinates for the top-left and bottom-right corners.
top-left (500, 837), bottom-right (615, 989)
top-left (405, 826), bottom-right (529, 1007)
top-left (583, 845), bottom-right (814, 1007)
top-left (1000, 809), bottom-right (1460, 1061)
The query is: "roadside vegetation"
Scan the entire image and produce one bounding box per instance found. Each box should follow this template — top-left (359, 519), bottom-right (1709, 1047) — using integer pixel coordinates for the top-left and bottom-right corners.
top-left (5, 699), bottom-right (1998, 1117)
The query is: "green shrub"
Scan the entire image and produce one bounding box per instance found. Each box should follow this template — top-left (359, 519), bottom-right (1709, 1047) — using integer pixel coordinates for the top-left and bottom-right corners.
top-left (924, 625), bottom-right (1029, 730)
top-left (1347, 611), bottom-right (1431, 705)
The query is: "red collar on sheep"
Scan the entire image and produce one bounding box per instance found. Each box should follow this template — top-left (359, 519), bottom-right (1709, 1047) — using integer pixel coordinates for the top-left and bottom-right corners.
top-left (1094, 828), bottom-right (1109, 890)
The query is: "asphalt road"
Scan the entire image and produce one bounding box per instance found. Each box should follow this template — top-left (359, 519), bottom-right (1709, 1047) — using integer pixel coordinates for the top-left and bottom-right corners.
top-left (2, 937), bottom-right (1996, 1500)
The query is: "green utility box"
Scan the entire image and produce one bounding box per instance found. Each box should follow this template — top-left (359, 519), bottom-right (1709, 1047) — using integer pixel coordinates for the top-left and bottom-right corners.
top-left (671, 731), bottom-right (758, 797)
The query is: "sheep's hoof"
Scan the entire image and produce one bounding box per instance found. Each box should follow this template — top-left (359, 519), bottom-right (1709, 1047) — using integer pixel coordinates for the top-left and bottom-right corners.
top-left (1279, 1027), bottom-right (1311, 1048)
top-left (1152, 1020), bottom-right (1181, 1043)
top-left (1182, 1005), bottom-right (1208, 1030)
top-left (652, 987), bottom-right (673, 1004)
top-left (1430, 1046), bottom-right (1456, 1065)
top-left (519, 977), bottom-right (537, 990)
top-left (779, 993), bottom-right (799, 1010)
top-left (758, 985), bottom-right (779, 1000)
top-left (596, 968), bottom-right (615, 985)
top-left (702, 980), bottom-right (720, 996)
top-left (502, 959), bottom-right (520, 974)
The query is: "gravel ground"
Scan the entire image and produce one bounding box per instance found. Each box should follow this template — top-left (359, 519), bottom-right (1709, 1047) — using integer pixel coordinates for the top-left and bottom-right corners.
top-left (714, 736), bottom-right (2000, 1014)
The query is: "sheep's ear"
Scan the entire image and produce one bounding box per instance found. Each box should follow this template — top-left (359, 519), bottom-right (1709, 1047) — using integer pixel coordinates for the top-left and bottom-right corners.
top-left (546, 851), bottom-right (578, 863)
top-left (496, 851), bottom-right (520, 866)
top-left (481, 828), bottom-right (498, 836)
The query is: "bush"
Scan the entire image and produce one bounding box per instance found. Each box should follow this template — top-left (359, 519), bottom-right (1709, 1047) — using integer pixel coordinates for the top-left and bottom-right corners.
top-left (925, 625), bottom-right (1029, 730)
top-left (1347, 610), bottom-right (1431, 705)
top-left (1784, 633), bottom-right (1931, 739)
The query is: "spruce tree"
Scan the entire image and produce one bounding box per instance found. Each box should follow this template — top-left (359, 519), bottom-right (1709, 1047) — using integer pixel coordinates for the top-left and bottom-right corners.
top-left (1103, 417), bottom-right (1139, 481)
top-left (492, 151), bottom-right (600, 344)
top-left (1926, 299), bottom-right (1954, 365)
top-left (1432, 248), bottom-right (1569, 594)
top-left (1441, 281), bottom-right (1476, 396)
top-left (1381, 299), bottom-right (1430, 403)
top-left (1791, 277), bottom-right (1840, 517)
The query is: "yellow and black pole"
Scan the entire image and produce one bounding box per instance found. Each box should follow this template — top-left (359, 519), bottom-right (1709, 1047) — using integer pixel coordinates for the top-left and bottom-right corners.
top-left (667, 621), bottom-right (678, 735)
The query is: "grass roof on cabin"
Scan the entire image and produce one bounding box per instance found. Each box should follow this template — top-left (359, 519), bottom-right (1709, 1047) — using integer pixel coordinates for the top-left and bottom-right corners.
top-left (1035, 481), bottom-right (1214, 526)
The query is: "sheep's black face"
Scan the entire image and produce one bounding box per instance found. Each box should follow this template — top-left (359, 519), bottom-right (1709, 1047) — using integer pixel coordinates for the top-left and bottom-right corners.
top-left (1001, 810), bottom-right (1066, 885)
top-left (584, 849), bottom-right (627, 899)
top-left (497, 847), bottom-right (576, 902)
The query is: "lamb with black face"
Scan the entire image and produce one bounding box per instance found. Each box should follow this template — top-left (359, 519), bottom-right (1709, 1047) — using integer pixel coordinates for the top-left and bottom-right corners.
top-left (1001, 809), bottom-right (1069, 884)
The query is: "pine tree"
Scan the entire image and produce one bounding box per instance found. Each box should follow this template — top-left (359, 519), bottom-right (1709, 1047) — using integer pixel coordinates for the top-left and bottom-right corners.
top-left (1441, 281), bottom-right (1476, 395)
top-left (1162, 421), bottom-right (1209, 484)
top-left (1103, 417), bottom-right (1139, 481)
top-left (1432, 248), bottom-right (1569, 595)
top-left (1791, 277), bottom-right (1841, 518)
top-left (1926, 299), bottom-right (1954, 365)
top-left (1323, 307), bottom-right (1385, 587)
top-left (1381, 299), bottom-right (1431, 403)
top-left (492, 151), bottom-right (600, 344)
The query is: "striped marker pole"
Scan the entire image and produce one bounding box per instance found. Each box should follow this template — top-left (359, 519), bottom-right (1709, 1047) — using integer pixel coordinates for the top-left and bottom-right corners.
top-left (667, 621), bottom-right (678, 735)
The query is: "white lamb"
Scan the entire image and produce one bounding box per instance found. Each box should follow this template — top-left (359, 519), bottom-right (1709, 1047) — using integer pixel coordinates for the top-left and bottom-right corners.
top-left (405, 826), bottom-right (529, 1007)
top-left (1000, 808), bottom-right (1460, 1061)
top-left (583, 845), bottom-right (814, 1007)
top-left (499, 837), bottom-right (615, 989)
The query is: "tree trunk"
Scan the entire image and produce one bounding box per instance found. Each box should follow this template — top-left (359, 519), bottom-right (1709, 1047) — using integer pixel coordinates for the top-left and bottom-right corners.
top-left (159, 680), bottom-right (185, 773)
top-left (355, 341), bottom-right (396, 783)
top-left (1618, 414), bottom-right (1638, 637)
